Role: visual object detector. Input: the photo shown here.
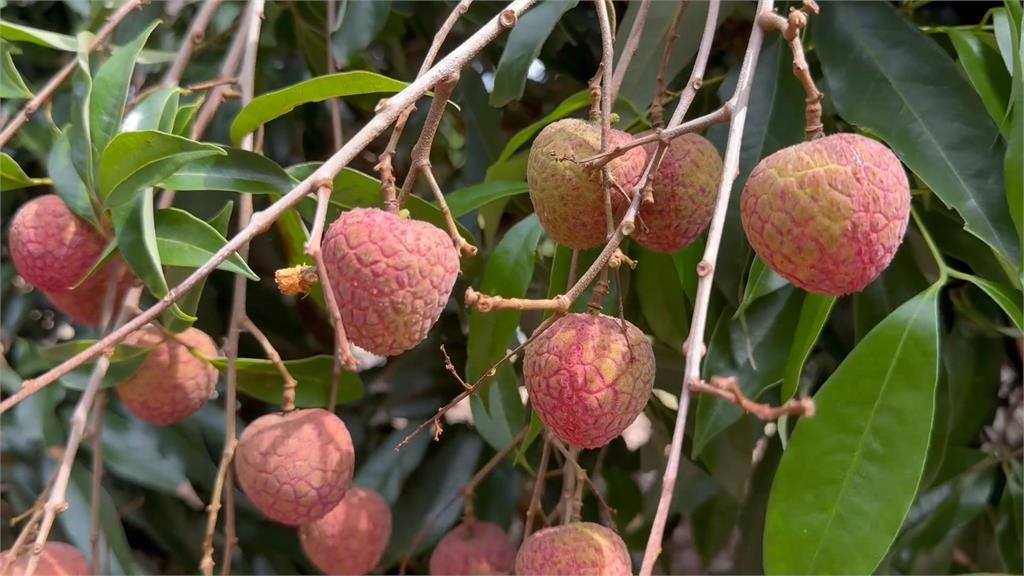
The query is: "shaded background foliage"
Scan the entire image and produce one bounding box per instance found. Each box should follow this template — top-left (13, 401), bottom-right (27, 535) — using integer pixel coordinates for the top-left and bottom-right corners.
top-left (0, 0), bottom-right (1021, 574)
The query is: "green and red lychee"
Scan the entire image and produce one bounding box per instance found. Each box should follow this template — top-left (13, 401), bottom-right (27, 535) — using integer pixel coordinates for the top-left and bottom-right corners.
top-left (524, 313), bottom-right (655, 449)
top-left (8, 194), bottom-right (132, 326)
top-left (235, 408), bottom-right (354, 525)
top-left (740, 133), bottom-right (910, 296)
top-left (515, 522), bottom-right (631, 576)
top-left (429, 521), bottom-right (515, 575)
top-left (527, 119), bottom-right (648, 249)
top-left (114, 325), bottom-right (219, 426)
top-left (0, 542), bottom-right (92, 576)
top-left (628, 134), bottom-right (723, 253)
top-left (321, 208), bottom-right (460, 356)
top-left (300, 486), bottom-right (391, 575)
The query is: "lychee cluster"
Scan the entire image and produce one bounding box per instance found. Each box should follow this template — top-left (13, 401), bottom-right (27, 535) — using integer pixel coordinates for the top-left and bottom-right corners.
top-left (0, 542), bottom-right (91, 576)
top-left (515, 522), bottom-right (631, 576)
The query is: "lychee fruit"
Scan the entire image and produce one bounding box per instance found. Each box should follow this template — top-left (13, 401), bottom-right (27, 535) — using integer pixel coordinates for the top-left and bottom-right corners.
top-left (527, 119), bottom-right (648, 249)
top-left (629, 134), bottom-right (723, 253)
top-left (114, 325), bottom-right (219, 426)
top-left (300, 486), bottom-right (391, 575)
top-left (235, 408), bottom-right (354, 525)
top-left (321, 208), bottom-right (460, 356)
top-left (740, 133), bottom-right (910, 296)
top-left (429, 521), bottom-right (516, 575)
top-left (515, 522), bottom-right (630, 576)
top-left (0, 542), bottom-right (92, 575)
top-left (523, 313), bottom-right (655, 449)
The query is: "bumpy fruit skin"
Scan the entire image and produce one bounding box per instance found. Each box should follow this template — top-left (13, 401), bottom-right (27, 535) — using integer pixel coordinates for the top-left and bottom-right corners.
top-left (114, 326), bottom-right (219, 425)
top-left (429, 521), bottom-right (516, 575)
top-left (630, 134), bottom-right (723, 253)
top-left (235, 409), bottom-right (354, 525)
top-left (524, 313), bottom-right (655, 449)
top-left (0, 542), bottom-right (92, 575)
top-left (300, 486), bottom-right (391, 575)
top-left (321, 208), bottom-right (460, 356)
top-left (740, 133), bottom-right (910, 296)
top-left (527, 119), bottom-right (647, 249)
top-left (515, 522), bottom-right (630, 576)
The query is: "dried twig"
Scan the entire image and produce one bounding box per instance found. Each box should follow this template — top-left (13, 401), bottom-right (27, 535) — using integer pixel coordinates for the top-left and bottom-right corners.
top-left (0, 0), bottom-right (147, 148)
top-left (198, 439), bottom-right (237, 576)
top-left (651, 0), bottom-right (690, 128)
top-left (190, 1), bottom-right (252, 140)
top-left (690, 376), bottom-right (815, 420)
top-left (240, 316), bottom-right (298, 412)
top-left (523, 434), bottom-right (553, 539)
top-left (758, 0), bottom-right (823, 140)
top-left (88, 391), bottom-right (107, 576)
top-left (326, 0), bottom-right (343, 148)
top-left (608, 0), bottom-right (652, 104)
top-left (163, 0), bottom-right (224, 86)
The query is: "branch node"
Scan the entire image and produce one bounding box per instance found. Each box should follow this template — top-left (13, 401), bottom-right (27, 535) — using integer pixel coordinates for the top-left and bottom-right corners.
top-left (499, 9), bottom-right (517, 28)
top-left (696, 260), bottom-right (713, 277)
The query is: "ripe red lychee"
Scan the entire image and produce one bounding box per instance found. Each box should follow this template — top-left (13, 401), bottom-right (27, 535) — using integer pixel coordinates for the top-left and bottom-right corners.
top-left (515, 522), bottom-right (630, 576)
top-left (527, 119), bottom-right (648, 249)
top-left (300, 486), bottom-right (391, 575)
top-left (740, 133), bottom-right (910, 296)
top-left (235, 408), bottom-right (354, 525)
top-left (0, 542), bottom-right (92, 576)
top-left (321, 208), bottom-right (460, 356)
top-left (629, 134), bottom-right (723, 253)
top-left (523, 313), bottom-right (655, 449)
top-left (114, 325), bottom-right (219, 426)
top-left (429, 521), bottom-right (515, 575)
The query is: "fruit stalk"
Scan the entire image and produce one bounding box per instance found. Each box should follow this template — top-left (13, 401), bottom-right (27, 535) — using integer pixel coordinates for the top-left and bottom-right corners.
top-left (0, 0), bottom-right (543, 417)
top-left (523, 434), bottom-right (554, 539)
top-left (757, 0), bottom-right (824, 140)
top-left (639, 1), bottom-right (773, 574)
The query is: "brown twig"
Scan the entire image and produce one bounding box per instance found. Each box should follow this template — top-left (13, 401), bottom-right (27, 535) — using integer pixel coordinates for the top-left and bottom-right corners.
top-left (548, 439), bottom-right (615, 524)
top-left (0, 0), bottom-right (147, 148)
top-left (305, 184), bottom-right (360, 372)
top-left (440, 345), bottom-right (472, 391)
top-left (639, 2), bottom-right (771, 574)
top-left (88, 391), bottom-right (107, 576)
top-left (376, 0), bottom-right (474, 213)
top-left (162, 0), bottom-right (224, 87)
top-left (326, 0), bottom-right (344, 149)
top-left (651, 0), bottom-right (690, 128)
top-left (240, 316), bottom-right (299, 412)
top-left (691, 376), bottom-right (815, 420)
top-left (757, 0), bottom-right (823, 140)
top-left (190, 1), bottom-right (252, 140)
top-left (0, 473), bottom-right (58, 575)
top-left (608, 0), bottom-right (652, 104)
top-left (422, 167), bottom-right (478, 257)
top-left (0, 0), bottom-right (541, 416)
top-left (199, 439), bottom-right (237, 576)
top-left (464, 289), bottom-right (569, 314)
top-left (559, 447), bottom-right (579, 525)
top-left (523, 434), bottom-right (553, 539)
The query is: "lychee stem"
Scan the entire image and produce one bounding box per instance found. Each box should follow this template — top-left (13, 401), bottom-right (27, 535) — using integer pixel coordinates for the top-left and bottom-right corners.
top-left (757, 0), bottom-right (824, 140)
top-left (240, 316), bottom-right (299, 412)
top-left (523, 435), bottom-right (554, 539)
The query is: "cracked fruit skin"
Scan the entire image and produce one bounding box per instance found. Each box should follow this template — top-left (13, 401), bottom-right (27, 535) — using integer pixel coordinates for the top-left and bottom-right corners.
top-left (115, 326), bottom-right (219, 426)
top-left (515, 522), bottom-right (630, 576)
top-left (0, 542), bottom-right (91, 576)
top-left (430, 521), bottom-right (516, 575)
top-left (8, 194), bottom-right (132, 326)
top-left (300, 486), bottom-right (391, 575)
top-left (740, 133), bottom-right (910, 296)
top-left (235, 409), bottom-right (354, 525)
top-left (631, 134), bottom-right (723, 253)
top-left (524, 313), bottom-right (655, 449)
top-left (322, 208), bottom-right (460, 356)
top-left (527, 119), bottom-right (648, 249)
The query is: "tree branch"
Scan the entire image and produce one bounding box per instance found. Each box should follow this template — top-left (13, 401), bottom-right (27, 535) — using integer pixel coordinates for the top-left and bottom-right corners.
top-left (523, 434), bottom-right (552, 538)
top-left (609, 0), bottom-right (652, 104)
top-left (691, 376), bottom-right (814, 420)
top-left (162, 0), bottom-right (224, 87)
top-left (88, 391), bottom-right (107, 576)
top-left (758, 0), bottom-right (823, 140)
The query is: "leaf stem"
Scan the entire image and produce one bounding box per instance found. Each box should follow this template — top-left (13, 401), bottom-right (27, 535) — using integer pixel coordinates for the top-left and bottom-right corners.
top-left (911, 206), bottom-right (949, 285)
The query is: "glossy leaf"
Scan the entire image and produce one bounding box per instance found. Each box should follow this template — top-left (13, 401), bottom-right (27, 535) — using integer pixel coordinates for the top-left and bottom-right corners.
top-left (489, 0), bottom-right (578, 107)
top-left (208, 356), bottom-right (364, 407)
top-left (68, 42), bottom-right (94, 193)
top-left (0, 42), bottom-right (31, 99)
top-left (780, 294), bottom-right (835, 402)
top-left (636, 246), bottom-right (689, 351)
top-left (99, 409), bottom-right (197, 500)
top-left (230, 71), bottom-right (410, 144)
top-left (154, 208), bottom-right (258, 280)
top-left (90, 21), bottom-right (159, 160)
top-left (332, 0), bottom-right (391, 66)
top-left (815, 2), bottom-right (1019, 268)
top-left (158, 147), bottom-right (297, 195)
top-left (0, 152), bottom-right (49, 191)
top-left (0, 20), bottom-right (173, 63)
top-left (355, 427), bottom-right (431, 504)
top-left (496, 91), bottom-right (589, 163)
top-left (947, 30), bottom-right (1013, 130)
top-left (47, 130), bottom-right (100, 228)
top-left (765, 287), bottom-right (940, 574)
top-left (99, 130), bottom-right (225, 207)
top-left (949, 269), bottom-right (1024, 330)
top-left (735, 257), bottom-right (788, 317)
top-left (172, 101), bottom-right (201, 138)
top-left (444, 180), bottom-right (529, 218)
top-left (124, 86), bottom-right (182, 133)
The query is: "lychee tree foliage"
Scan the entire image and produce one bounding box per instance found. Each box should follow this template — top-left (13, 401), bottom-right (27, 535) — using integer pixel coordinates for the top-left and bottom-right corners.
top-left (0, 0), bottom-right (1021, 574)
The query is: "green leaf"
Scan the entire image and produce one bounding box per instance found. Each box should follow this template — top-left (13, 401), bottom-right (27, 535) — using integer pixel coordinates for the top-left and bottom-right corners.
top-left (172, 101), bottom-right (202, 138)
top-left (949, 269), bottom-right (1024, 331)
top-left (489, 0), bottom-right (578, 107)
top-left (125, 86), bottom-right (182, 133)
top-left (0, 41), bottom-right (32, 99)
top-left (735, 257), bottom-right (787, 317)
top-left (158, 147), bottom-right (298, 195)
top-left (636, 246), bottom-right (690, 351)
top-left (99, 130), bottom-right (225, 207)
top-left (48, 129), bottom-right (100, 229)
top-left (671, 237), bottom-right (705, 306)
top-left (780, 294), bottom-right (835, 402)
top-left (815, 1), bottom-right (1020, 268)
top-left (764, 287), bottom-right (940, 575)
top-left (332, 0), bottom-right (391, 66)
top-left (68, 40), bottom-right (95, 193)
top-left (38, 340), bottom-right (146, 365)
top-left (154, 208), bottom-right (258, 280)
top-left (98, 409), bottom-right (197, 499)
top-left (0, 152), bottom-right (49, 191)
top-left (0, 20), bottom-right (174, 64)
top-left (230, 71), bottom-right (410, 145)
top-left (466, 215), bottom-right (542, 449)
top-left (90, 21), bottom-right (159, 160)
top-left (496, 90), bottom-right (590, 163)
top-left (947, 31), bottom-right (1013, 131)
top-left (444, 180), bottom-right (529, 219)
top-left (354, 427), bottom-right (431, 504)
top-left (997, 460), bottom-right (1024, 573)
top-left (208, 356), bottom-right (364, 407)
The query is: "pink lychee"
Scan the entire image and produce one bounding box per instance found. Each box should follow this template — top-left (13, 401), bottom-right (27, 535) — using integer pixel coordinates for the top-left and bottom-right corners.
top-left (524, 313), bottom-right (655, 449)
top-left (740, 133), bottom-right (910, 296)
top-left (515, 522), bottom-right (631, 576)
top-left (321, 208), bottom-right (460, 356)
top-left (300, 486), bottom-right (392, 575)
top-left (235, 409), bottom-right (354, 525)
top-left (0, 542), bottom-right (92, 576)
top-left (429, 521), bottom-right (516, 575)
